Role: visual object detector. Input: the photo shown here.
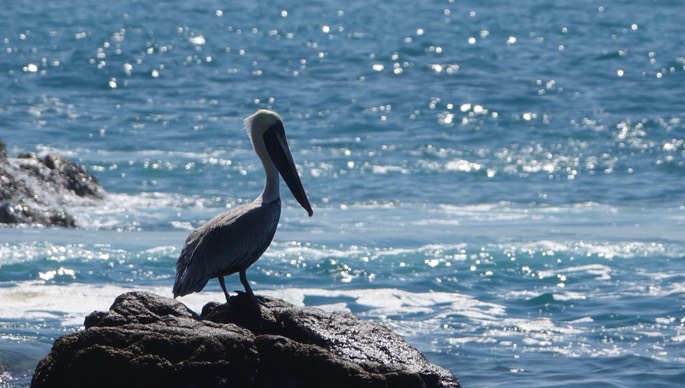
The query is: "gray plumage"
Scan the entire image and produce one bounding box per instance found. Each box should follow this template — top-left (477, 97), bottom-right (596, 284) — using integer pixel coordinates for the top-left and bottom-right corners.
top-left (173, 199), bottom-right (280, 299)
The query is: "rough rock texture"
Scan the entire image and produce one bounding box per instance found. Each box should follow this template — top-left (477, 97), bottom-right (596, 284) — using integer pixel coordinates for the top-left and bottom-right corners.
top-left (31, 292), bottom-right (460, 388)
top-left (0, 138), bottom-right (105, 227)
top-left (0, 139), bottom-right (6, 161)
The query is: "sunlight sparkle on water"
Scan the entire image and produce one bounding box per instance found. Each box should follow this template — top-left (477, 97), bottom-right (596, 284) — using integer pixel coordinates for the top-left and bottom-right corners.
top-left (23, 63), bottom-right (38, 73)
top-left (189, 35), bottom-right (206, 45)
top-left (39, 267), bottom-right (76, 281)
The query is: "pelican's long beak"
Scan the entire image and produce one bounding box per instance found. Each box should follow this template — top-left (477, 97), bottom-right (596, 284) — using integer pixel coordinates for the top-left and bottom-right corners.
top-left (263, 121), bottom-right (313, 216)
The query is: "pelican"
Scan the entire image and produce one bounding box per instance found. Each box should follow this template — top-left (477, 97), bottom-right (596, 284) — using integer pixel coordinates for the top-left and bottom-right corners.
top-left (173, 109), bottom-right (313, 302)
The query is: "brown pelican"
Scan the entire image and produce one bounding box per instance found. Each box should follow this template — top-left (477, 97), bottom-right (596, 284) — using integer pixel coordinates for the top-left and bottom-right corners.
top-left (173, 109), bottom-right (313, 302)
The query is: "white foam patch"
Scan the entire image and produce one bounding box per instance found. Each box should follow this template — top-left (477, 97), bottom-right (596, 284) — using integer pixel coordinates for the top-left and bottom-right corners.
top-left (258, 287), bottom-right (505, 322)
top-left (0, 282), bottom-right (133, 326)
top-left (0, 282), bottom-right (504, 330)
top-left (552, 291), bottom-right (587, 301)
top-left (0, 282), bottom-right (204, 327)
top-left (537, 264), bottom-right (613, 281)
top-left (371, 165), bottom-right (409, 175)
top-left (69, 192), bottom-right (203, 230)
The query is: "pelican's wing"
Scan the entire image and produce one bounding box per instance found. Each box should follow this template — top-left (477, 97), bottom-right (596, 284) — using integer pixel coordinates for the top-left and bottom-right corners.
top-left (173, 200), bottom-right (280, 297)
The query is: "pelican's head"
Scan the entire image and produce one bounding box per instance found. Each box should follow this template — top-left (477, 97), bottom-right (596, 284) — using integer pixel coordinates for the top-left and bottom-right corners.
top-left (245, 109), bottom-right (313, 217)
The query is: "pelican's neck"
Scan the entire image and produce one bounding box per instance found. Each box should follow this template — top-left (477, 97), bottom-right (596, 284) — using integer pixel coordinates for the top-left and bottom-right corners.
top-left (246, 110), bottom-right (283, 205)
top-left (259, 157), bottom-right (280, 203)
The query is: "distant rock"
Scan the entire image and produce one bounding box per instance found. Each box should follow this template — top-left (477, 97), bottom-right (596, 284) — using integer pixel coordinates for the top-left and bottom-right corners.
top-left (0, 139), bottom-right (6, 161)
top-left (0, 138), bottom-right (105, 227)
top-left (31, 291), bottom-right (461, 388)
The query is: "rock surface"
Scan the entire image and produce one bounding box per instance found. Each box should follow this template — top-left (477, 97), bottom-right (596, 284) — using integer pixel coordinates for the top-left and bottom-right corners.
top-left (0, 138), bottom-right (105, 227)
top-left (31, 291), bottom-right (461, 388)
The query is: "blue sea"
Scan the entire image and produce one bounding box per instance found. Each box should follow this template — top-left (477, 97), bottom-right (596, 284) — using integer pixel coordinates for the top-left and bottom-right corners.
top-left (1, 1), bottom-right (684, 386)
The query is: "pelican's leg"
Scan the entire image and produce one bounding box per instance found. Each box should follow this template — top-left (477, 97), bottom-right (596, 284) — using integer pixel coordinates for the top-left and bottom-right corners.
top-left (239, 270), bottom-right (255, 299)
top-left (217, 276), bottom-right (230, 302)
top-left (239, 270), bottom-right (263, 322)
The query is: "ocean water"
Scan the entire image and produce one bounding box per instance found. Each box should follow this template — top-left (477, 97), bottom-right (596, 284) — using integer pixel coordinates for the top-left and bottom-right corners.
top-left (1, 0), bottom-right (684, 386)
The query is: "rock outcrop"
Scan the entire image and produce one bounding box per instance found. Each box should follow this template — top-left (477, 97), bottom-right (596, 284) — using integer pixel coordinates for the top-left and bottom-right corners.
top-left (31, 291), bottom-right (460, 388)
top-left (0, 138), bottom-right (105, 227)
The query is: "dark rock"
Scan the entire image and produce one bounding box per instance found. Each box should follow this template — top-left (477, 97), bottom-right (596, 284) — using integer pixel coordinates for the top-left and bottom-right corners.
top-left (31, 292), bottom-right (461, 388)
top-left (0, 138), bottom-right (105, 227)
top-left (0, 201), bottom-right (76, 227)
top-left (0, 139), bottom-right (6, 161)
top-left (0, 202), bottom-right (31, 224)
top-left (39, 154), bottom-right (104, 199)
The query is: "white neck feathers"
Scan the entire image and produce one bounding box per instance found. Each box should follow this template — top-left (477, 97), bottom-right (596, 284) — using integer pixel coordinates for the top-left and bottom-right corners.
top-left (244, 110), bottom-right (282, 203)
